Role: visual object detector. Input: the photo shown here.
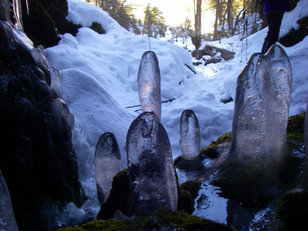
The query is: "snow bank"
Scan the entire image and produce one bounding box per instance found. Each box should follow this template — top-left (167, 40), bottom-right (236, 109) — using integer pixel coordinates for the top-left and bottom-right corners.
top-left (45, 0), bottom-right (308, 212)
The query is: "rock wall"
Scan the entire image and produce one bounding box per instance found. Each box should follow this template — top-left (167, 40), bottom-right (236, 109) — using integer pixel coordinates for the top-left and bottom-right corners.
top-left (0, 18), bottom-right (84, 231)
top-left (20, 0), bottom-right (80, 47)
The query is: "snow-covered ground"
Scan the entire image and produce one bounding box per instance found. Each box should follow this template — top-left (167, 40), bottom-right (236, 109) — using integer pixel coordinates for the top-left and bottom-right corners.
top-left (45, 0), bottom-right (308, 220)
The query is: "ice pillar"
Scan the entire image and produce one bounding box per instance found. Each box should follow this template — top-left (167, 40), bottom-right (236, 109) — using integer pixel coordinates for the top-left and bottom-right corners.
top-left (126, 112), bottom-right (178, 216)
top-left (0, 170), bottom-right (19, 231)
top-left (137, 51), bottom-right (161, 120)
top-left (180, 109), bottom-right (201, 160)
top-left (95, 132), bottom-right (121, 204)
top-left (231, 44), bottom-right (292, 167)
top-left (305, 104), bottom-right (308, 160)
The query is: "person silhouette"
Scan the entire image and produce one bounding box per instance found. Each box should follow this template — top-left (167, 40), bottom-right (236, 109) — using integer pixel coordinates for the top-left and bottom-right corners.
top-left (261, 0), bottom-right (290, 54)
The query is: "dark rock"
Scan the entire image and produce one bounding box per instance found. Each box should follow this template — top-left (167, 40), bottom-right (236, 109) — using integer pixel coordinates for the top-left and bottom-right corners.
top-left (280, 16), bottom-right (308, 47)
top-left (174, 155), bottom-right (204, 171)
top-left (204, 57), bottom-right (222, 66)
top-left (275, 191), bottom-right (308, 230)
top-left (0, 20), bottom-right (84, 231)
top-left (96, 169), bottom-right (130, 220)
top-left (90, 22), bottom-right (105, 34)
top-left (20, 0), bottom-right (81, 47)
top-left (220, 97), bottom-right (233, 104)
top-left (192, 44), bottom-right (235, 61)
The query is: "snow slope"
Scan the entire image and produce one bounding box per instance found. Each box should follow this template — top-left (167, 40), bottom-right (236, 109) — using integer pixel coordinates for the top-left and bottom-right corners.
top-left (45, 0), bottom-right (308, 204)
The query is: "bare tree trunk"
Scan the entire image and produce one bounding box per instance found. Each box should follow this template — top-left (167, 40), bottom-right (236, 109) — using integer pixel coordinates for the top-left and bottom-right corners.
top-left (193, 0), bottom-right (202, 49)
top-left (214, 0), bottom-right (220, 39)
top-left (227, 0), bottom-right (234, 34)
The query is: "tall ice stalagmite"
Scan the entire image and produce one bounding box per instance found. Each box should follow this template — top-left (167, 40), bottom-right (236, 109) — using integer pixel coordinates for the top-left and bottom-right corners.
top-left (137, 51), bottom-right (161, 120)
top-left (180, 109), bottom-right (201, 160)
top-left (0, 170), bottom-right (19, 231)
top-left (126, 112), bottom-right (178, 216)
top-left (231, 44), bottom-right (292, 167)
top-left (95, 132), bottom-right (121, 204)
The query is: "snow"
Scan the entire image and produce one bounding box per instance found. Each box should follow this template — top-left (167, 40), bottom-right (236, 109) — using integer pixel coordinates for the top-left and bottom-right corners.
top-left (44, 0), bottom-right (308, 223)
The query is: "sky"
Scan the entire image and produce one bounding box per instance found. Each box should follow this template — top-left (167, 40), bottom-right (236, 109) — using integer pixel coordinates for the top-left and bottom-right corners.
top-left (86, 0), bottom-right (215, 33)
top-left (126, 0), bottom-right (215, 33)
top-left (45, 0), bottom-right (308, 226)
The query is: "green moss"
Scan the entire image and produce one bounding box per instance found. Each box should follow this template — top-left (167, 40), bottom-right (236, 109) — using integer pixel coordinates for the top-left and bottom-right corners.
top-left (180, 180), bottom-right (202, 199)
top-left (200, 132), bottom-right (232, 158)
top-left (59, 208), bottom-right (235, 231)
top-left (178, 180), bottom-right (202, 214)
top-left (287, 112), bottom-right (305, 142)
top-left (275, 191), bottom-right (308, 230)
top-left (90, 22), bottom-right (105, 34)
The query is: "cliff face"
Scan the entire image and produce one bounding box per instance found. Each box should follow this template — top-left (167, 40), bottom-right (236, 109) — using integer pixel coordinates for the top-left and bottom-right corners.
top-left (0, 1), bottom-right (84, 230)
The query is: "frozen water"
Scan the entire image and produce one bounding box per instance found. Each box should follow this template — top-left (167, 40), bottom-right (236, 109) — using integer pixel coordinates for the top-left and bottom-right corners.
top-left (50, 66), bottom-right (63, 98)
top-left (0, 170), bottom-right (19, 231)
top-left (305, 103), bottom-right (308, 157)
top-left (95, 132), bottom-right (121, 204)
top-left (180, 109), bottom-right (201, 160)
top-left (31, 45), bottom-right (50, 74)
top-left (193, 182), bottom-right (228, 224)
top-left (137, 51), bottom-right (161, 120)
top-left (231, 44), bottom-right (292, 165)
top-left (126, 112), bottom-right (178, 216)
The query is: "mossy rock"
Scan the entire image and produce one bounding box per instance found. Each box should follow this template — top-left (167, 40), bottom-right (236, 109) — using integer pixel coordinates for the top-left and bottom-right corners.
top-left (200, 132), bottom-right (232, 159)
top-left (96, 169), bottom-right (130, 220)
top-left (174, 155), bottom-right (204, 171)
top-left (275, 191), bottom-right (308, 230)
top-left (178, 180), bottom-right (202, 214)
top-left (59, 208), bottom-right (235, 231)
top-left (287, 112), bottom-right (305, 142)
top-left (90, 22), bottom-right (105, 34)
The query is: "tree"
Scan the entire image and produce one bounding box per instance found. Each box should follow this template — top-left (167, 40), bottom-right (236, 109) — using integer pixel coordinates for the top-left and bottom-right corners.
top-left (143, 4), bottom-right (167, 38)
top-left (192, 0), bottom-right (202, 50)
top-left (95, 0), bottom-right (139, 31)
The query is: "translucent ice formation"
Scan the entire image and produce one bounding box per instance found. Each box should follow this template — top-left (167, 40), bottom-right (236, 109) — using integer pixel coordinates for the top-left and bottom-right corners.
top-left (305, 104), bottom-right (308, 157)
top-left (0, 170), bottom-right (19, 231)
top-left (126, 112), bottom-right (178, 216)
top-left (94, 132), bottom-right (121, 204)
top-left (180, 109), bottom-right (201, 160)
top-left (137, 51), bottom-right (161, 120)
top-left (231, 44), bottom-right (292, 166)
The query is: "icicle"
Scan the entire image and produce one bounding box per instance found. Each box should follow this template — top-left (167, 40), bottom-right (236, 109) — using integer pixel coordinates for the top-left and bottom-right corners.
top-left (25, 0), bottom-right (29, 15)
top-left (12, 0), bottom-right (23, 29)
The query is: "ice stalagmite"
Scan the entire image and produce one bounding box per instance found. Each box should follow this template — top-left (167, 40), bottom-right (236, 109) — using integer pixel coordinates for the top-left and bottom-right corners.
top-left (231, 44), bottom-right (292, 167)
top-left (305, 104), bottom-right (308, 158)
top-left (0, 170), bottom-right (19, 231)
top-left (137, 51), bottom-right (161, 120)
top-left (95, 132), bottom-right (121, 204)
top-left (126, 112), bottom-right (178, 216)
top-left (180, 109), bottom-right (201, 160)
